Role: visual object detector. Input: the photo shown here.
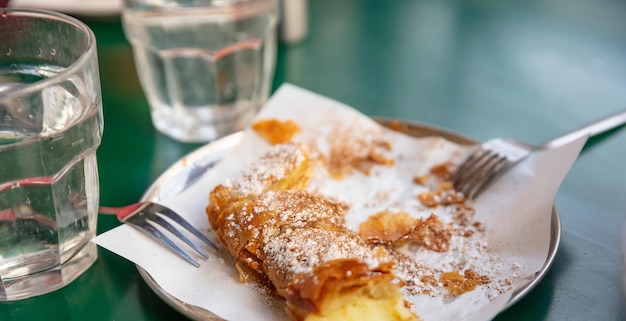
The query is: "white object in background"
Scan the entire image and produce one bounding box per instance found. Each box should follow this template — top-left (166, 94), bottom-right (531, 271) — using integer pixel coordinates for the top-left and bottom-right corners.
top-left (10, 0), bottom-right (122, 17)
top-left (279, 0), bottom-right (308, 44)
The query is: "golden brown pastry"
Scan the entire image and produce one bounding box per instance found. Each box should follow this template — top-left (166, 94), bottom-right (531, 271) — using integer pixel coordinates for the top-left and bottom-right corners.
top-left (207, 143), bottom-right (313, 230)
top-left (207, 143), bottom-right (420, 321)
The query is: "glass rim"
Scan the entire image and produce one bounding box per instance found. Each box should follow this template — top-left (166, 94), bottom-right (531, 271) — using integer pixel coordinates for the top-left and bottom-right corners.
top-left (0, 8), bottom-right (98, 98)
top-left (122, 0), bottom-right (277, 12)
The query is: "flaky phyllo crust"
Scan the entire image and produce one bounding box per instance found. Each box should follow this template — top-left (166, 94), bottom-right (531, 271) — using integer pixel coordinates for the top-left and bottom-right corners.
top-left (206, 143), bottom-right (419, 321)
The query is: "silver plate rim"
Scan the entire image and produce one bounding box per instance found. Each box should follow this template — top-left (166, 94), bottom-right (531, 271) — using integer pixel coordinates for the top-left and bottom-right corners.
top-left (137, 120), bottom-right (561, 320)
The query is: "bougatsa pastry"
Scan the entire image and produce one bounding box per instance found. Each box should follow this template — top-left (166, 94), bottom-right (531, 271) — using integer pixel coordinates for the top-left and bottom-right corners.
top-left (207, 143), bottom-right (313, 230)
top-left (206, 143), bottom-right (420, 321)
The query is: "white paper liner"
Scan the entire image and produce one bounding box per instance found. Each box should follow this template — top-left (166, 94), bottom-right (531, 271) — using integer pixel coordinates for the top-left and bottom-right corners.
top-left (94, 83), bottom-right (586, 321)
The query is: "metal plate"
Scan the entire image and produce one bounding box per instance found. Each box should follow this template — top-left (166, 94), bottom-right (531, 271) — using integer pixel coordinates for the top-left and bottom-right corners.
top-left (137, 119), bottom-right (561, 320)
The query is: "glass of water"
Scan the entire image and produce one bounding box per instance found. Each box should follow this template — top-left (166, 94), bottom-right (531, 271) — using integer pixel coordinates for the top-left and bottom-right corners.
top-left (0, 9), bottom-right (103, 300)
top-left (122, 0), bottom-right (279, 142)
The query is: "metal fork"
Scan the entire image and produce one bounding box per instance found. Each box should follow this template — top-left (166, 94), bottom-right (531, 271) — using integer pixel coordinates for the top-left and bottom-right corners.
top-left (452, 109), bottom-right (626, 199)
top-left (99, 202), bottom-right (217, 267)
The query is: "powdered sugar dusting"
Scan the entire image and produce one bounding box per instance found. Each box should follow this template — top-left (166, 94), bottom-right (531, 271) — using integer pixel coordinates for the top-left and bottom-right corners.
top-left (264, 227), bottom-right (388, 275)
top-left (222, 121), bottom-right (526, 317)
top-left (223, 143), bottom-right (307, 196)
top-left (217, 187), bottom-right (392, 296)
top-left (216, 121), bottom-right (529, 319)
top-left (95, 84), bottom-right (577, 321)
top-left (291, 119), bottom-right (526, 317)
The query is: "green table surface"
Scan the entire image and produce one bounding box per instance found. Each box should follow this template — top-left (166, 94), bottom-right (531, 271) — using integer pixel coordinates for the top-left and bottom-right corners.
top-left (3, 0), bottom-right (626, 320)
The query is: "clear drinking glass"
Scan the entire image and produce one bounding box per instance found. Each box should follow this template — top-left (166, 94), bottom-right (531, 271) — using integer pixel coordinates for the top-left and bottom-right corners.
top-left (122, 0), bottom-right (279, 143)
top-left (0, 9), bottom-right (103, 301)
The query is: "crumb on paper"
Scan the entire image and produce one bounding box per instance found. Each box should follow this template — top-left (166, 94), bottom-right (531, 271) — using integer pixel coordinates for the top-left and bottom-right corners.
top-left (358, 211), bottom-right (417, 244)
top-left (397, 214), bottom-right (452, 252)
top-left (358, 212), bottom-right (452, 253)
top-left (417, 182), bottom-right (465, 208)
top-left (429, 162), bottom-right (455, 181)
top-left (252, 119), bottom-right (301, 145)
top-left (441, 270), bottom-right (490, 296)
top-left (412, 175), bottom-right (429, 185)
top-left (368, 151), bottom-right (395, 166)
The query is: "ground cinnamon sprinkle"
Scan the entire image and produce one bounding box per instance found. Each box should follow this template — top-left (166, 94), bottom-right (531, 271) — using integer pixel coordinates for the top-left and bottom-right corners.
top-left (326, 127), bottom-right (395, 179)
top-left (348, 157), bottom-right (517, 303)
top-left (216, 121), bottom-right (524, 316)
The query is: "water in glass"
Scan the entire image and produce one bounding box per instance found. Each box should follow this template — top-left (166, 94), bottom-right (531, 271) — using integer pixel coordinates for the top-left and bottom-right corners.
top-left (0, 63), bottom-right (101, 301)
top-left (123, 2), bottom-right (278, 142)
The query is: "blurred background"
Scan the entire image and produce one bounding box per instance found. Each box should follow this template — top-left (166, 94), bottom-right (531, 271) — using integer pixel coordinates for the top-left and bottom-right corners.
top-left (3, 0), bottom-right (626, 320)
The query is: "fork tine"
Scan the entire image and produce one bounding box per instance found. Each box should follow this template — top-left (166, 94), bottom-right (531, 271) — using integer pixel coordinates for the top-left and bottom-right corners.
top-left (151, 215), bottom-right (209, 259)
top-left (453, 137), bottom-right (535, 199)
top-left (452, 149), bottom-right (487, 183)
top-left (151, 204), bottom-right (218, 251)
top-left (132, 220), bottom-right (201, 268)
top-left (458, 154), bottom-right (501, 190)
top-left (462, 156), bottom-right (508, 199)
top-left (454, 150), bottom-right (503, 197)
top-left (453, 149), bottom-right (499, 187)
top-left (470, 158), bottom-right (508, 199)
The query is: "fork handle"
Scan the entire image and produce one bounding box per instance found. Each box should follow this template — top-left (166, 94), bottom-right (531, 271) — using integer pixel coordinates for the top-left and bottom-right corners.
top-left (99, 203), bottom-right (149, 221)
top-left (543, 108), bottom-right (626, 148)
